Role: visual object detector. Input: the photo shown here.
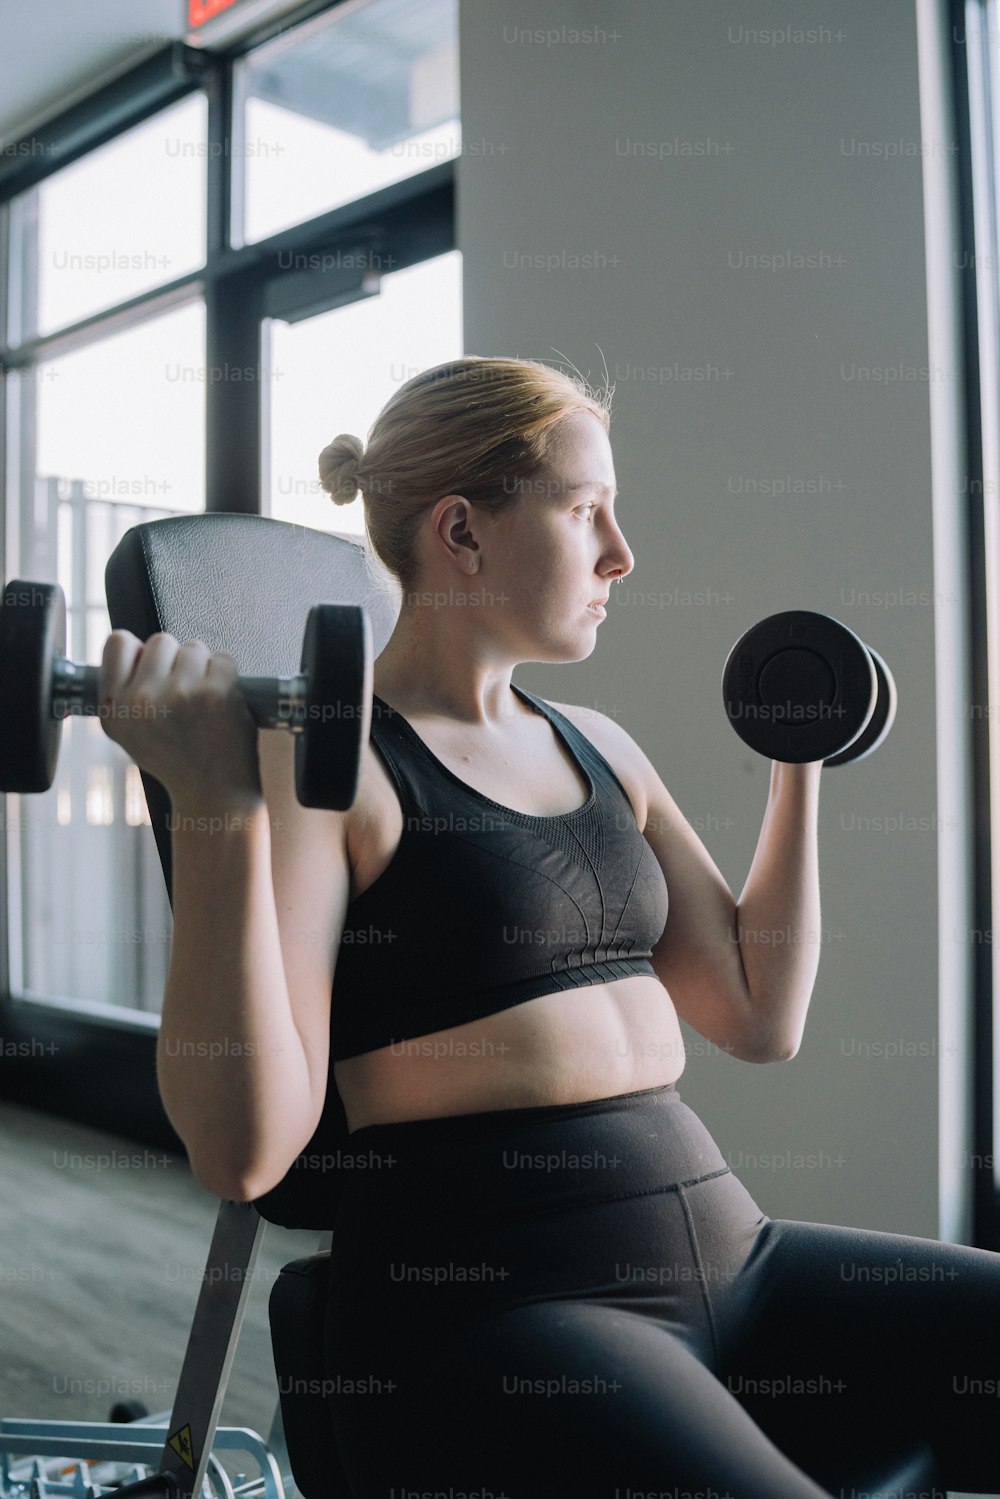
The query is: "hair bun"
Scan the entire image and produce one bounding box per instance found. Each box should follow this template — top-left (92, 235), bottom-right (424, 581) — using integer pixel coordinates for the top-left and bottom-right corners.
top-left (318, 433), bottom-right (365, 505)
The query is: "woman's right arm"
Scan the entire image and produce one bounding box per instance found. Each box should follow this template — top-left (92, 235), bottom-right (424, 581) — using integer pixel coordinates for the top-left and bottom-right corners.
top-left (100, 629), bottom-right (351, 1201)
top-left (157, 767), bottom-right (349, 1200)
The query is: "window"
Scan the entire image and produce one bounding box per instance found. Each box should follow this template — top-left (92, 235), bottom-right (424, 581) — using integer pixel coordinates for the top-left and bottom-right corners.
top-left (234, 0), bottom-right (459, 245)
top-left (5, 305), bottom-right (205, 1015)
top-left (1, 0), bottom-right (458, 1037)
top-left (7, 95), bottom-right (207, 343)
top-left (265, 249), bottom-right (462, 535)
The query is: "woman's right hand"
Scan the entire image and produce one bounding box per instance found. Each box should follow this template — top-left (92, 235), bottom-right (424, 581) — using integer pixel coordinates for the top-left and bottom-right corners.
top-left (97, 630), bottom-right (264, 807)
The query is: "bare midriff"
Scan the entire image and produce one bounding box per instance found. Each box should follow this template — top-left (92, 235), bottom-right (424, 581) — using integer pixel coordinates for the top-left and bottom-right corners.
top-left (331, 695), bottom-right (685, 1136)
top-left (333, 975), bottom-right (686, 1134)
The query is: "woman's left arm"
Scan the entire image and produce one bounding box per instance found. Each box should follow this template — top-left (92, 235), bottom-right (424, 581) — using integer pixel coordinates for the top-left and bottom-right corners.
top-left (735, 759), bottom-right (824, 1060)
top-left (552, 703), bottom-right (822, 1065)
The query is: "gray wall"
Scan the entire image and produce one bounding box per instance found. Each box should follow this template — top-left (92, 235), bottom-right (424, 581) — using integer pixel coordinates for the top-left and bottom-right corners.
top-left (458, 0), bottom-right (952, 1237)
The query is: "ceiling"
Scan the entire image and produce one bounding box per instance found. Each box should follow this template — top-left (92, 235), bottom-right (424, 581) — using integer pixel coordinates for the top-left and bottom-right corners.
top-left (0, 0), bottom-right (186, 149)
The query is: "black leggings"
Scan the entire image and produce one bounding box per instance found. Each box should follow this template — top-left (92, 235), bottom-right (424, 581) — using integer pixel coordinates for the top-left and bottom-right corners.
top-left (323, 1082), bottom-right (1000, 1498)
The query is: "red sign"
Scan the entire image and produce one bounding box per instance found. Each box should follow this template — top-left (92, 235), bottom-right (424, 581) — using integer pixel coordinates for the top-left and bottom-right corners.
top-left (188, 0), bottom-right (242, 28)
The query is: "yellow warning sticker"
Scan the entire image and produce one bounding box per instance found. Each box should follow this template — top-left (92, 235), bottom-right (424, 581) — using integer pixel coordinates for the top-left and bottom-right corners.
top-left (168, 1423), bottom-right (195, 1470)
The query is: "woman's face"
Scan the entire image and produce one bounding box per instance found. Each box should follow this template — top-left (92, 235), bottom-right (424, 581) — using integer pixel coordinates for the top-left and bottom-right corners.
top-left (480, 409), bottom-right (635, 664)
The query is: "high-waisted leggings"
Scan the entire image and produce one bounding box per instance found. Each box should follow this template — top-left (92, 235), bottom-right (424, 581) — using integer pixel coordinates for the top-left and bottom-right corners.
top-left (322, 1082), bottom-right (1000, 1498)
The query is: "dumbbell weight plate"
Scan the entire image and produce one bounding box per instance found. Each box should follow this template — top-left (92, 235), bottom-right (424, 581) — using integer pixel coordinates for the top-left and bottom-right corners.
top-left (296, 603), bottom-right (373, 811)
top-left (823, 644), bottom-right (897, 766)
top-left (0, 580), bottom-right (64, 793)
top-left (722, 610), bottom-right (877, 764)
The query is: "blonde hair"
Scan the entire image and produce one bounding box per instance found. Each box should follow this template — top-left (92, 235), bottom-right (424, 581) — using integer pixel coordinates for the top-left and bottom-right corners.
top-left (318, 356), bottom-right (613, 594)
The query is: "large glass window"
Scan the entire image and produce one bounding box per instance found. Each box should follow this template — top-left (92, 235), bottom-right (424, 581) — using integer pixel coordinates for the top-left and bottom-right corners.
top-left (5, 304), bottom-right (205, 1016)
top-left (35, 306), bottom-right (207, 545)
top-left (7, 95), bottom-right (207, 343)
top-left (1, 0), bottom-right (456, 1046)
top-left (235, 0), bottom-right (459, 245)
top-left (264, 249), bottom-right (462, 535)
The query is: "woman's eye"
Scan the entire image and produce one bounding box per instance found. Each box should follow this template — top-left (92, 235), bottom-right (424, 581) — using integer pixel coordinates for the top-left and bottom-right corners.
top-left (577, 503), bottom-right (597, 519)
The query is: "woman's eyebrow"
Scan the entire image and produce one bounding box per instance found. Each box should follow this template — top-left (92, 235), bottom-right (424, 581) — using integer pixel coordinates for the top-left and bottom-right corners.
top-left (564, 481), bottom-right (619, 497)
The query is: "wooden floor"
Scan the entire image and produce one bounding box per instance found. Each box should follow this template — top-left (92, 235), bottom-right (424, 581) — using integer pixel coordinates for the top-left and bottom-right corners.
top-left (0, 1097), bottom-right (326, 1496)
top-left (0, 1096), bottom-right (991, 1499)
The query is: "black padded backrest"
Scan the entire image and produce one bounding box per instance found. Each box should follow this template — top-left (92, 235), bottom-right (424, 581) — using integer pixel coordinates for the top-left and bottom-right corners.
top-left (104, 512), bottom-right (400, 1228)
top-left (105, 513), bottom-right (398, 895)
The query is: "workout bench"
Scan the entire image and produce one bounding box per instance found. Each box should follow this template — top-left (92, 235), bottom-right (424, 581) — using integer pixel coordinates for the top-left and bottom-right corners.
top-left (0, 512), bottom-right (951, 1498)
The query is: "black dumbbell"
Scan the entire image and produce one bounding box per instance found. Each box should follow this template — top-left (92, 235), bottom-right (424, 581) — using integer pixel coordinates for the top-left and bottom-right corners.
top-left (0, 579), bottom-right (372, 810)
top-left (722, 610), bottom-right (897, 766)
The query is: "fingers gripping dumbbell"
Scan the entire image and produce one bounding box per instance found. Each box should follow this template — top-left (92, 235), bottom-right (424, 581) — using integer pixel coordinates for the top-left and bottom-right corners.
top-left (722, 610), bottom-right (897, 766)
top-left (0, 580), bottom-right (372, 810)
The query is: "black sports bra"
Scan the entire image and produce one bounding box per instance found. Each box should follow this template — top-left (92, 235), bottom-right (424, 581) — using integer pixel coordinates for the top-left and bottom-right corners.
top-left (328, 685), bottom-right (669, 1061)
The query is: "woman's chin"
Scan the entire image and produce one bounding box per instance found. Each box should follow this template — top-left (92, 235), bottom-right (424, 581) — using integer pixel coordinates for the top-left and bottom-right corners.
top-left (553, 630), bottom-right (599, 664)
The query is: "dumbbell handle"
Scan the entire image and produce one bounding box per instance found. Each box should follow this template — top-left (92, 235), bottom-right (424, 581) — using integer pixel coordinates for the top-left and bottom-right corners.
top-left (51, 658), bottom-right (311, 731)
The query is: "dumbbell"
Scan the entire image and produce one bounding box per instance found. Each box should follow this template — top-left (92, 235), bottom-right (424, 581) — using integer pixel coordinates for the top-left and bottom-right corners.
top-left (0, 579), bottom-right (372, 810)
top-left (722, 610), bottom-right (897, 766)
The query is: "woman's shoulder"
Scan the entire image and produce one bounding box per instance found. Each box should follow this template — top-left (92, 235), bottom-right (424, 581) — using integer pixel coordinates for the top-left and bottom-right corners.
top-left (544, 699), bottom-right (652, 828)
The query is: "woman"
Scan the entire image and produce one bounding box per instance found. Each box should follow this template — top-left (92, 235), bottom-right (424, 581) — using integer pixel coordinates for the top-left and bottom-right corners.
top-left (102, 358), bottom-right (999, 1499)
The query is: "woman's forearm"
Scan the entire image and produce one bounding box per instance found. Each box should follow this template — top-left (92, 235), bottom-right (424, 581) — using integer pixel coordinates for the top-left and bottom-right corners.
top-left (156, 795), bottom-right (315, 1199)
top-left (735, 759), bottom-right (823, 1059)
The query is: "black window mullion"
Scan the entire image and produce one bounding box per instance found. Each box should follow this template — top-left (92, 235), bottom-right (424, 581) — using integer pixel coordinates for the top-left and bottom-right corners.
top-left (202, 47), bottom-right (249, 511)
top-left (205, 266), bottom-right (264, 513)
top-left (204, 55), bottom-right (232, 259)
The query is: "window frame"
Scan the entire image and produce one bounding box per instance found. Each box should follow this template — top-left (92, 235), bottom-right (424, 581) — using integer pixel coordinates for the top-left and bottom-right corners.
top-left (947, 0), bottom-right (1000, 1249)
